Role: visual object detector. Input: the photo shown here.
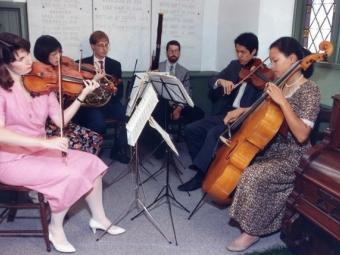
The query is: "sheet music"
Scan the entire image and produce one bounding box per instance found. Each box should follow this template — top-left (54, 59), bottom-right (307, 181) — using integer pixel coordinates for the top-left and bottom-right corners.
top-left (148, 71), bottom-right (194, 107)
top-left (148, 117), bottom-right (179, 156)
top-left (126, 72), bottom-right (149, 117)
top-left (126, 84), bottom-right (158, 146)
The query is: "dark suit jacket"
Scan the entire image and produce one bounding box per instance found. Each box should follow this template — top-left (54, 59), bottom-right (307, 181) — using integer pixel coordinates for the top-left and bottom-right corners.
top-left (81, 56), bottom-right (123, 102)
top-left (209, 60), bottom-right (262, 115)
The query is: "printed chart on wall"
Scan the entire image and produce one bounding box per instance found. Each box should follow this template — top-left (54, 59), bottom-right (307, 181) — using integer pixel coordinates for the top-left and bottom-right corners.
top-left (93, 0), bottom-right (151, 71)
top-left (27, 0), bottom-right (204, 71)
top-left (27, 0), bottom-right (93, 61)
top-left (152, 0), bottom-right (204, 70)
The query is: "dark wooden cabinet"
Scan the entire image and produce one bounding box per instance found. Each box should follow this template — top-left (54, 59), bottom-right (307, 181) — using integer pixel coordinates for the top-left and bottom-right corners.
top-left (281, 95), bottom-right (340, 255)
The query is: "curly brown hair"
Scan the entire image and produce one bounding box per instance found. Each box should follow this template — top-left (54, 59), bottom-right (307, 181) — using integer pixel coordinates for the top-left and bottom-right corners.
top-left (0, 32), bottom-right (30, 91)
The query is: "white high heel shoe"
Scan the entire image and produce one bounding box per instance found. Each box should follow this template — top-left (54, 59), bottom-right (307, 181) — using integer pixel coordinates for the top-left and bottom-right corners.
top-left (49, 233), bottom-right (76, 253)
top-left (89, 218), bottom-right (126, 235)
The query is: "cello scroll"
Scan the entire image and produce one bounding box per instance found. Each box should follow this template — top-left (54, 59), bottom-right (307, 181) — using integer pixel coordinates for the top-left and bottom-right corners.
top-left (301, 41), bottom-right (333, 70)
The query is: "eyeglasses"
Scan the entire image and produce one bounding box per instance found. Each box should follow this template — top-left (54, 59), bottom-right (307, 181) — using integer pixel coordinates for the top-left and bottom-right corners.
top-left (167, 49), bottom-right (180, 54)
top-left (95, 43), bottom-right (110, 49)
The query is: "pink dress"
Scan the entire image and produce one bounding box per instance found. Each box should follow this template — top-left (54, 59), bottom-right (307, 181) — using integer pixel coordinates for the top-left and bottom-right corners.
top-left (0, 82), bottom-right (107, 212)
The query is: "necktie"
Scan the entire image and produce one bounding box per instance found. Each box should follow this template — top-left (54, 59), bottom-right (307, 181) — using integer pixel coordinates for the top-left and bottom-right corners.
top-left (98, 60), bottom-right (104, 71)
top-left (169, 65), bottom-right (174, 75)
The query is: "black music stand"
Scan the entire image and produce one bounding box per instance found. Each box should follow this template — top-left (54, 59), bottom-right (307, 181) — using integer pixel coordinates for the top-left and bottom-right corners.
top-left (139, 73), bottom-right (190, 186)
top-left (97, 81), bottom-right (171, 244)
top-left (131, 72), bottom-right (194, 245)
top-left (140, 75), bottom-right (192, 188)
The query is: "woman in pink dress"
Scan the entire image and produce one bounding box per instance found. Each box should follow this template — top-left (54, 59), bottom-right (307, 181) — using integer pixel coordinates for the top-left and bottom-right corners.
top-left (0, 32), bottom-right (125, 253)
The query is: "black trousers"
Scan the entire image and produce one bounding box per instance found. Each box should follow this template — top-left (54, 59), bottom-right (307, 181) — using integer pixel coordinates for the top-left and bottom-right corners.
top-left (74, 99), bottom-right (128, 149)
top-left (184, 115), bottom-right (226, 173)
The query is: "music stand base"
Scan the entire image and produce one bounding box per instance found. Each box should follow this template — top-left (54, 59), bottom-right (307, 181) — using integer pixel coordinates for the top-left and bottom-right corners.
top-left (96, 144), bottom-right (171, 244)
top-left (131, 149), bottom-right (190, 245)
top-left (188, 192), bottom-right (207, 220)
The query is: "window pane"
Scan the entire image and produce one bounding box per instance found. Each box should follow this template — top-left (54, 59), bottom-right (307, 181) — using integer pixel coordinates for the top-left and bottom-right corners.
top-left (303, 0), bottom-right (336, 52)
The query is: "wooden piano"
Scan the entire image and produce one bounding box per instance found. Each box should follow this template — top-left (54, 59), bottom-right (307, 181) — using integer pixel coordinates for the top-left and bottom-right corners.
top-left (281, 95), bottom-right (340, 255)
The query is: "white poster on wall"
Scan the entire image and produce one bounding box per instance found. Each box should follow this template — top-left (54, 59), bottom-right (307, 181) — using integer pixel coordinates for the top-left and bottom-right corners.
top-left (151, 0), bottom-right (204, 70)
top-left (93, 0), bottom-right (151, 71)
top-left (27, 0), bottom-right (93, 60)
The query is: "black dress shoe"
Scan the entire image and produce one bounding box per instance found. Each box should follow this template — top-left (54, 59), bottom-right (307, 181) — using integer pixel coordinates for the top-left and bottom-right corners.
top-left (178, 171), bottom-right (204, 192)
top-left (110, 147), bottom-right (130, 164)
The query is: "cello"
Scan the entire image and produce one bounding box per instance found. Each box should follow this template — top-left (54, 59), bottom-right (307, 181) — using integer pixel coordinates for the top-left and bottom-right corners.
top-left (202, 41), bottom-right (333, 204)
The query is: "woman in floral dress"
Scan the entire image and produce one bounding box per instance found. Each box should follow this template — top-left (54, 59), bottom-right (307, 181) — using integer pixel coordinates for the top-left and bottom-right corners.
top-left (34, 35), bottom-right (104, 155)
top-left (223, 37), bottom-right (320, 252)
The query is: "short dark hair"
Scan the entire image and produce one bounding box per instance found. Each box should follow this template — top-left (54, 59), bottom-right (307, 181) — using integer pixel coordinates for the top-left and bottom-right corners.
top-left (234, 32), bottom-right (258, 56)
top-left (166, 40), bottom-right (181, 51)
top-left (34, 35), bottom-right (62, 65)
top-left (0, 32), bottom-right (30, 91)
top-left (89, 31), bottom-right (109, 45)
top-left (270, 37), bottom-right (314, 78)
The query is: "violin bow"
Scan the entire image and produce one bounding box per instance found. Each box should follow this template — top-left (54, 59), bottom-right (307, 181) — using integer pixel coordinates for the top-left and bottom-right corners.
top-left (79, 49), bottom-right (83, 72)
top-left (57, 52), bottom-right (67, 160)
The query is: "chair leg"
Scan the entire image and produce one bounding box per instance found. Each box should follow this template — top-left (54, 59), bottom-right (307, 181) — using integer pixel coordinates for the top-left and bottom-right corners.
top-left (7, 191), bottom-right (19, 222)
top-left (7, 208), bottom-right (17, 222)
top-left (38, 193), bottom-right (51, 252)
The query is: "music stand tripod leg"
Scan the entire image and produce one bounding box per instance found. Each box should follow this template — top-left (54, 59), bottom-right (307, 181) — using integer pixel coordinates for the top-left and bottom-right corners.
top-left (167, 184), bottom-right (190, 212)
top-left (169, 153), bottom-right (184, 175)
top-left (140, 156), bottom-right (167, 185)
top-left (131, 147), bottom-right (190, 245)
top-left (188, 192), bottom-right (207, 220)
top-left (96, 144), bottom-right (171, 244)
top-left (139, 141), bottom-right (165, 182)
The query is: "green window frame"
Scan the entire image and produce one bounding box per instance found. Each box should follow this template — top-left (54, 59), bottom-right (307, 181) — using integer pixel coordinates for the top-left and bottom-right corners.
top-left (293, 0), bottom-right (340, 66)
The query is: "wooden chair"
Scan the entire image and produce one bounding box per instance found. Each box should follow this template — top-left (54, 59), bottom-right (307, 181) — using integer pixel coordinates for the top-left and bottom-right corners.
top-left (0, 183), bottom-right (51, 252)
top-left (310, 104), bottom-right (332, 145)
top-left (102, 117), bottom-right (120, 150)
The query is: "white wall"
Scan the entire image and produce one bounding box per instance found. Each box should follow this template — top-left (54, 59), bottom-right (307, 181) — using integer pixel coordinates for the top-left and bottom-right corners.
top-left (209, 0), bottom-right (295, 71)
top-left (200, 0), bottom-right (219, 70)
top-left (215, 0), bottom-right (261, 71)
top-left (2, 0), bottom-right (296, 71)
top-left (257, 0), bottom-right (295, 60)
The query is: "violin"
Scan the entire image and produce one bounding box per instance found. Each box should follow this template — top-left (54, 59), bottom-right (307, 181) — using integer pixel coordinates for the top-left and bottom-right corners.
top-left (237, 58), bottom-right (275, 90)
top-left (63, 56), bottom-right (121, 90)
top-left (23, 55), bottom-right (121, 98)
top-left (61, 56), bottom-right (95, 79)
top-left (23, 61), bottom-right (85, 97)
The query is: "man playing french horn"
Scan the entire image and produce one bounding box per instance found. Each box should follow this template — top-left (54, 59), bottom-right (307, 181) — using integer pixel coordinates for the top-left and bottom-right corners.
top-left (75, 30), bottom-right (130, 164)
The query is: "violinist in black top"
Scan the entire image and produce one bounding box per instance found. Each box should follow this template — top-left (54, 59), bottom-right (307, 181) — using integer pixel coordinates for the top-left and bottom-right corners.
top-left (178, 32), bottom-right (264, 192)
top-left (75, 30), bottom-right (130, 164)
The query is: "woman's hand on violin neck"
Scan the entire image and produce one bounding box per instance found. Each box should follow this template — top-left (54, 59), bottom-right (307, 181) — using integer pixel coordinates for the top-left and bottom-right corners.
top-left (41, 137), bottom-right (69, 152)
top-left (80, 80), bottom-right (100, 98)
top-left (223, 107), bottom-right (247, 125)
top-left (265, 82), bottom-right (286, 107)
top-left (217, 79), bottom-right (235, 95)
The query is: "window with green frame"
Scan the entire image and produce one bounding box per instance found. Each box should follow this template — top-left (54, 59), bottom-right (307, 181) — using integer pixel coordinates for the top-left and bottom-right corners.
top-left (293, 0), bottom-right (340, 64)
